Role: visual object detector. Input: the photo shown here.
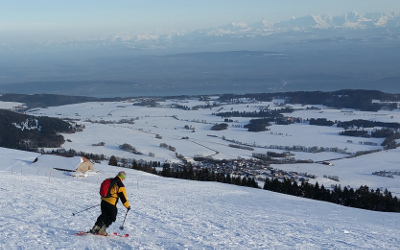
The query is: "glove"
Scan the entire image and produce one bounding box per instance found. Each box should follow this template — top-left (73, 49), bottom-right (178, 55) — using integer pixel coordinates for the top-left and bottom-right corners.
top-left (127, 206), bottom-right (131, 211)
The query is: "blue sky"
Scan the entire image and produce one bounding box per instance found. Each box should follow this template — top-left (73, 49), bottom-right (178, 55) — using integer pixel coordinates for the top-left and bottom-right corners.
top-left (1, 0), bottom-right (399, 42)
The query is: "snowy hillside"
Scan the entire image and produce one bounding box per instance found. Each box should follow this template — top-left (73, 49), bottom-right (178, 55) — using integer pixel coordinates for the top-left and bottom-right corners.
top-left (0, 147), bottom-right (399, 249)
top-left (22, 97), bottom-right (400, 195)
top-left (1, 97), bottom-right (400, 248)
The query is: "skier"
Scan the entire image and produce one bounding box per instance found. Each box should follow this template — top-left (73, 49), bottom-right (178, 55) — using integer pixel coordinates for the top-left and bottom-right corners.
top-left (90, 171), bottom-right (131, 235)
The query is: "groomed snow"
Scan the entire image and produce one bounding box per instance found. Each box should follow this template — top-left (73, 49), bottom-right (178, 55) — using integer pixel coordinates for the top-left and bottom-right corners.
top-left (0, 147), bottom-right (399, 249)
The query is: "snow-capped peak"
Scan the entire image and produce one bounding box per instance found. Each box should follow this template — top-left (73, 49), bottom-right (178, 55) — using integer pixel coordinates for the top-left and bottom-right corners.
top-left (231, 21), bottom-right (248, 28)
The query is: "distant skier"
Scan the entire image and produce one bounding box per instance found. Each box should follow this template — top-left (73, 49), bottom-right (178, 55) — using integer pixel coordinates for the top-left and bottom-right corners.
top-left (90, 171), bottom-right (131, 235)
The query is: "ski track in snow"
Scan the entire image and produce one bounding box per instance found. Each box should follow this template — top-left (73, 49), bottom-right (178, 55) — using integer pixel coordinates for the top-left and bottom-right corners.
top-left (0, 155), bottom-right (399, 249)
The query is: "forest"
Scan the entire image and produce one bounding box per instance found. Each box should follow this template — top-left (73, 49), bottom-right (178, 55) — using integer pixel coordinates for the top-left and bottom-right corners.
top-left (0, 109), bottom-right (75, 150)
top-left (218, 89), bottom-right (400, 111)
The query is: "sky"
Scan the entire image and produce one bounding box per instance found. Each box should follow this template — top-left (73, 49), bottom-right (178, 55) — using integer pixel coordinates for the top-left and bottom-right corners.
top-left (1, 0), bottom-right (400, 43)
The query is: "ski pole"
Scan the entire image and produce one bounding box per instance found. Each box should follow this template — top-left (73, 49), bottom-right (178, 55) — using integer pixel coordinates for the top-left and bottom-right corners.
top-left (119, 209), bottom-right (129, 230)
top-left (72, 204), bottom-right (100, 216)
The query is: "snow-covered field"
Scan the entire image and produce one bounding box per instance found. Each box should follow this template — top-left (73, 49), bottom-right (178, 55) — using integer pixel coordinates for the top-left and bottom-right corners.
top-left (1, 97), bottom-right (400, 249)
top-left (0, 148), bottom-right (399, 249)
top-left (22, 97), bottom-right (400, 194)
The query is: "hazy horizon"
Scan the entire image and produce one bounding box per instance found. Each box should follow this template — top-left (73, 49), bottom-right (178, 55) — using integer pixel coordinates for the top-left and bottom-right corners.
top-left (2, 1), bottom-right (399, 44)
top-left (0, 4), bottom-right (399, 98)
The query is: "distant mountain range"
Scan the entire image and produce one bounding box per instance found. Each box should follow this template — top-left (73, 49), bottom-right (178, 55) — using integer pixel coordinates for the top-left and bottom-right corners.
top-left (2, 11), bottom-right (398, 53)
top-left (105, 11), bottom-right (400, 52)
top-left (198, 11), bottom-right (400, 36)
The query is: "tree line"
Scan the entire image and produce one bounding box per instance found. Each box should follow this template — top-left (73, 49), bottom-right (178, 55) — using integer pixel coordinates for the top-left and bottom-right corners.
top-left (337, 119), bottom-right (400, 130)
top-left (263, 178), bottom-right (400, 212)
top-left (215, 107), bottom-right (293, 118)
top-left (159, 163), bottom-right (259, 188)
top-left (218, 89), bottom-right (400, 111)
top-left (109, 156), bottom-right (400, 213)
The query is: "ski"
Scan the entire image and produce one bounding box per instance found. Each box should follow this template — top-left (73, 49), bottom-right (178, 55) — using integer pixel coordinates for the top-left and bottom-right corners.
top-left (75, 231), bottom-right (129, 237)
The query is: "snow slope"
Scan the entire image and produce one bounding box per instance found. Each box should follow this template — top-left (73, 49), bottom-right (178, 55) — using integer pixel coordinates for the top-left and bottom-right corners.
top-left (0, 147), bottom-right (399, 249)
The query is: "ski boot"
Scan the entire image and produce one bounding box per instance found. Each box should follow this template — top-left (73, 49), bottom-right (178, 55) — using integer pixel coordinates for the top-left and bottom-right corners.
top-left (98, 225), bottom-right (109, 236)
top-left (89, 224), bottom-right (101, 234)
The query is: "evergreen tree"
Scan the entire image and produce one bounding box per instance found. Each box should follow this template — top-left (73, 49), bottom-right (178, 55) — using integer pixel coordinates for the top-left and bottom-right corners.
top-left (161, 163), bottom-right (171, 177)
top-left (347, 188), bottom-right (356, 207)
top-left (132, 160), bottom-right (138, 170)
top-left (319, 184), bottom-right (330, 201)
top-left (216, 173), bottom-right (224, 183)
top-left (188, 166), bottom-right (194, 180)
top-left (236, 176), bottom-right (242, 185)
top-left (182, 166), bottom-right (189, 179)
top-left (241, 177), bottom-right (247, 186)
top-left (340, 186), bottom-right (348, 205)
top-left (292, 181), bottom-right (301, 196)
top-left (263, 178), bottom-right (272, 190)
top-left (225, 174), bottom-right (232, 184)
top-left (203, 168), bottom-right (210, 181)
top-left (281, 178), bottom-right (293, 195)
top-left (209, 171), bottom-right (216, 181)
top-left (251, 178), bottom-right (259, 188)
top-left (271, 178), bottom-right (281, 192)
top-left (108, 155), bottom-right (118, 166)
